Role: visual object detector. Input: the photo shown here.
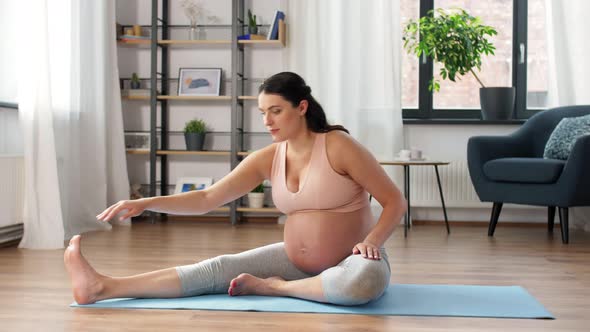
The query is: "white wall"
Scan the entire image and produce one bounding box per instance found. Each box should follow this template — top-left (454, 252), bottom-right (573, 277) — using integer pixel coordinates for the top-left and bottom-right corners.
top-left (0, 2), bottom-right (18, 104)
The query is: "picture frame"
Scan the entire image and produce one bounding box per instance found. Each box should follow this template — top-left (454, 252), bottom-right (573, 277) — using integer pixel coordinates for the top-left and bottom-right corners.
top-left (174, 177), bottom-right (213, 194)
top-left (124, 132), bottom-right (159, 150)
top-left (177, 68), bottom-right (222, 96)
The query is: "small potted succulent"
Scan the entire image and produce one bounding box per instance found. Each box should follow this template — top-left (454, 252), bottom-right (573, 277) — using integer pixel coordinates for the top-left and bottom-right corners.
top-left (247, 9), bottom-right (258, 34)
top-left (130, 72), bottom-right (141, 89)
top-left (184, 118), bottom-right (207, 151)
top-left (247, 183), bottom-right (265, 208)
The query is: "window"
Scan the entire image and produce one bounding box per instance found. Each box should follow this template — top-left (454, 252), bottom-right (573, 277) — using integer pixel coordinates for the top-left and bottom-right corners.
top-left (402, 0), bottom-right (547, 120)
top-left (0, 2), bottom-right (19, 108)
top-left (400, 0), bottom-right (420, 109)
top-left (433, 0), bottom-right (513, 110)
top-left (527, 0), bottom-right (548, 109)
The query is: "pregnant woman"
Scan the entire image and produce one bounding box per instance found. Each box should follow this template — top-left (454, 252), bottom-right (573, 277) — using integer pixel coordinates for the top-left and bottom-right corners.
top-left (65, 72), bottom-right (407, 306)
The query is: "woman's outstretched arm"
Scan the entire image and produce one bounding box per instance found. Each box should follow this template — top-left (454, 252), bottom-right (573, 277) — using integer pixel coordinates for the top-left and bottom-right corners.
top-left (96, 144), bottom-right (277, 221)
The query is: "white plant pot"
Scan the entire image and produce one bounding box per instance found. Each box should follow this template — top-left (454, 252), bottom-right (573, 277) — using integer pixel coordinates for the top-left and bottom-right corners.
top-left (247, 192), bottom-right (265, 208)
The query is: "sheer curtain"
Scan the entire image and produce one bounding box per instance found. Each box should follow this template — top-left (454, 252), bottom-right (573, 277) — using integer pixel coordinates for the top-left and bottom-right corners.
top-left (285, 0), bottom-right (404, 186)
top-left (17, 0), bottom-right (129, 249)
top-left (546, 0), bottom-right (590, 232)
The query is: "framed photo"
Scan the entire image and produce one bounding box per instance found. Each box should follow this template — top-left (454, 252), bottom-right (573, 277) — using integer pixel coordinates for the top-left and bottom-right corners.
top-left (174, 177), bottom-right (213, 194)
top-left (178, 68), bottom-right (222, 96)
top-left (124, 132), bottom-right (159, 150)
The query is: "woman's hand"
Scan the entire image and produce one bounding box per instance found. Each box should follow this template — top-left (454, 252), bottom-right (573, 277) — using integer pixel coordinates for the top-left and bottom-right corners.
top-left (352, 242), bottom-right (381, 260)
top-left (96, 199), bottom-right (149, 222)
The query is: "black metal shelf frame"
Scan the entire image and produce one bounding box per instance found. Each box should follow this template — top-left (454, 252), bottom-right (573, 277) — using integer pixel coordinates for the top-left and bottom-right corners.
top-left (148, 0), bottom-right (254, 224)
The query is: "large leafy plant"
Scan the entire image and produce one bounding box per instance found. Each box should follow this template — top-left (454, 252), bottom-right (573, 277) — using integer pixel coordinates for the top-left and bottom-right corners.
top-left (403, 8), bottom-right (497, 92)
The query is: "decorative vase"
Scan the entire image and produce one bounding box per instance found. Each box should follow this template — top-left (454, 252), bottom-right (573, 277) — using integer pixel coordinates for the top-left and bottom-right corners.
top-left (184, 132), bottom-right (205, 151)
top-left (189, 22), bottom-right (198, 40)
top-left (479, 87), bottom-right (516, 120)
top-left (247, 192), bottom-right (265, 208)
top-left (248, 26), bottom-right (258, 35)
top-left (188, 20), bottom-right (206, 40)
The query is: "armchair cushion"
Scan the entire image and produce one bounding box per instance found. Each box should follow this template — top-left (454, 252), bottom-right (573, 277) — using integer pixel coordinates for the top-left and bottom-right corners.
top-left (483, 158), bottom-right (566, 184)
top-left (543, 114), bottom-right (590, 160)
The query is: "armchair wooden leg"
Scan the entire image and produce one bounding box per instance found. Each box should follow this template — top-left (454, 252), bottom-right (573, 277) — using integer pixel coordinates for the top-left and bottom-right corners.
top-left (488, 202), bottom-right (503, 236)
top-left (548, 206), bottom-right (556, 233)
top-left (558, 207), bottom-right (569, 244)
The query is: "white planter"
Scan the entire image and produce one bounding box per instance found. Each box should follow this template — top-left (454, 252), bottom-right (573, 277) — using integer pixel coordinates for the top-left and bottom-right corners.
top-left (247, 192), bottom-right (265, 208)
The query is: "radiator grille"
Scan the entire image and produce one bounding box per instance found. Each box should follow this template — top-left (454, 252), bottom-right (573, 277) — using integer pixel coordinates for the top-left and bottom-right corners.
top-left (409, 159), bottom-right (485, 208)
top-left (0, 156), bottom-right (24, 226)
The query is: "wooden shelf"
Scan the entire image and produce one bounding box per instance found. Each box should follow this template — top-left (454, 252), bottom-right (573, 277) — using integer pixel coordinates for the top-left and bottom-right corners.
top-left (123, 95), bottom-right (256, 101)
top-left (238, 39), bottom-right (285, 47)
top-left (159, 40), bottom-right (231, 46)
top-left (119, 39), bottom-right (285, 48)
top-left (157, 95), bottom-right (231, 101)
top-left (122, 95), bottom-right (150, 100)
top-left (117, 39), bottom-right (151, 47)
top-left (158, 150), bottom-right (231, 156)
top-left (126, 149), bottom-right (149, 154)
top-left (237, 207), bottom-right (281, 213)
top-left (127, 149), bottom-right (258, 156)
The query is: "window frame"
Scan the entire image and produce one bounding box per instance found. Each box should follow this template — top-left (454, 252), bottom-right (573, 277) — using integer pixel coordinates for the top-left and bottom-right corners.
top-left (403, 0), bottom-right (543, 121)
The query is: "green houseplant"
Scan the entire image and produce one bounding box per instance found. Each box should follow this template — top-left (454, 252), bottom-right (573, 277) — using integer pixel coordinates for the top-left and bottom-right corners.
top-left (247, 183), bottom-right (265, 208)
top-left (403, 8), bottom-right (514, 120)
top-left (247, 9), bottom-right (258, 34)
top-left (130, 72), bottom-right (141, 89)
top-left (184, 118), bottom-right (207, 151)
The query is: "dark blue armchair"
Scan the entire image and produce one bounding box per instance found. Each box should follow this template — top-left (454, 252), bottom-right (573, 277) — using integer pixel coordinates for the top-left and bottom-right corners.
top-left (467, 106), bottom-right (590, 244)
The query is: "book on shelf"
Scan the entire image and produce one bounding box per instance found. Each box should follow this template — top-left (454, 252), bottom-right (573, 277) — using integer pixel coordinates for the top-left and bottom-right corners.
top-left (238, 34), bottom-right (266, 40)
top-left (267, 10), bottom-right (285, 40)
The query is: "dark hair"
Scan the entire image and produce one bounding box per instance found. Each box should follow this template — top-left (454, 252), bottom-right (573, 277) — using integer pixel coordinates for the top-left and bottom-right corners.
top-left (258, 72), bottom-right (349, 134)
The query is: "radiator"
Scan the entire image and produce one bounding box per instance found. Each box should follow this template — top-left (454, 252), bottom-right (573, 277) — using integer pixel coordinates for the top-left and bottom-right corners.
top-left (409, 159), bottom-right (485, 208)
top-left (0, 155), bottom-right (25, 227)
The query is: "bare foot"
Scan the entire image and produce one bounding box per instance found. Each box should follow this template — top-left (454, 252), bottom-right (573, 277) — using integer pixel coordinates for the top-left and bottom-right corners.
top-left (227, 273), bottom-right (285, 297)
top-left (64, 235), bottom-right (106, 304)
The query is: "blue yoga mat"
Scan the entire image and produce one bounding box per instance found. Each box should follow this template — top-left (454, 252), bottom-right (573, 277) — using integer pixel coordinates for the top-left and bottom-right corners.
top-left (71, 284), bottom-right (554, 319)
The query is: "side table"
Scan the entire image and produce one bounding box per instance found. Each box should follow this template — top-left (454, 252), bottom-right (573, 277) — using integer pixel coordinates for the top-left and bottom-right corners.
top-left (378, 160), bottom-right (451, 237)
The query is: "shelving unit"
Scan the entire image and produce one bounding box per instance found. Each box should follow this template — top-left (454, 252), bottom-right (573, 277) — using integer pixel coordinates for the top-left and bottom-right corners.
top-left (121, 0), bottom-right (285, 225)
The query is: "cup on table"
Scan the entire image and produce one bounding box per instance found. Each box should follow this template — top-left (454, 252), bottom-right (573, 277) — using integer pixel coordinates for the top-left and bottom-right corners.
top-left (399, 149), bottom-right (411, 160)
top-left (410, 148), bottom-right (423, 160)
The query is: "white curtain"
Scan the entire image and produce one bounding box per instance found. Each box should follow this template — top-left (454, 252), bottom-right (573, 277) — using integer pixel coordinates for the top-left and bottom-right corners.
top-left (285, 0), bottom-right (404, 185)
top-left (546, 0), bottom-right (590, 232)
top-left (17, 0), bottom-right (130, 249)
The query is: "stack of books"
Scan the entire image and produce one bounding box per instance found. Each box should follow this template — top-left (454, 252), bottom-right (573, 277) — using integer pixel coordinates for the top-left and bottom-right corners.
top-left (267, 10), bottom-right (285, 40)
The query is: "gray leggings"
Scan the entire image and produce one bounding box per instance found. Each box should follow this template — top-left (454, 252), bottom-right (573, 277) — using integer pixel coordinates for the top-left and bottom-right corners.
top-left (175, 242), bottom-right (391, 306)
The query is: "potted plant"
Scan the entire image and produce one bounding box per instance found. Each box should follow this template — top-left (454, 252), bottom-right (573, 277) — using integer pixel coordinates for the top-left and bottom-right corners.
top-left (403, 8), bottom-right (514, 120)
top-left (184, 118), bottom-right (207, 151)
top-left (130, 72), bottom-right (141, 89)
top-left (247, 9), bottom-right (258, 35)
top-left (247, 183), bottom-right (265, 208)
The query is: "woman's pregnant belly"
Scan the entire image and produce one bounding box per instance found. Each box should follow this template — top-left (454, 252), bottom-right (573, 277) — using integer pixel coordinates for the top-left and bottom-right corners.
top-left (283, 205), bottom-right (375, 275)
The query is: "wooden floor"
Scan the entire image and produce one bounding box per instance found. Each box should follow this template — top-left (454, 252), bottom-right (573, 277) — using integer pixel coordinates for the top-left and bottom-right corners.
top-left (1, 220), bottom-right (590, 332)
